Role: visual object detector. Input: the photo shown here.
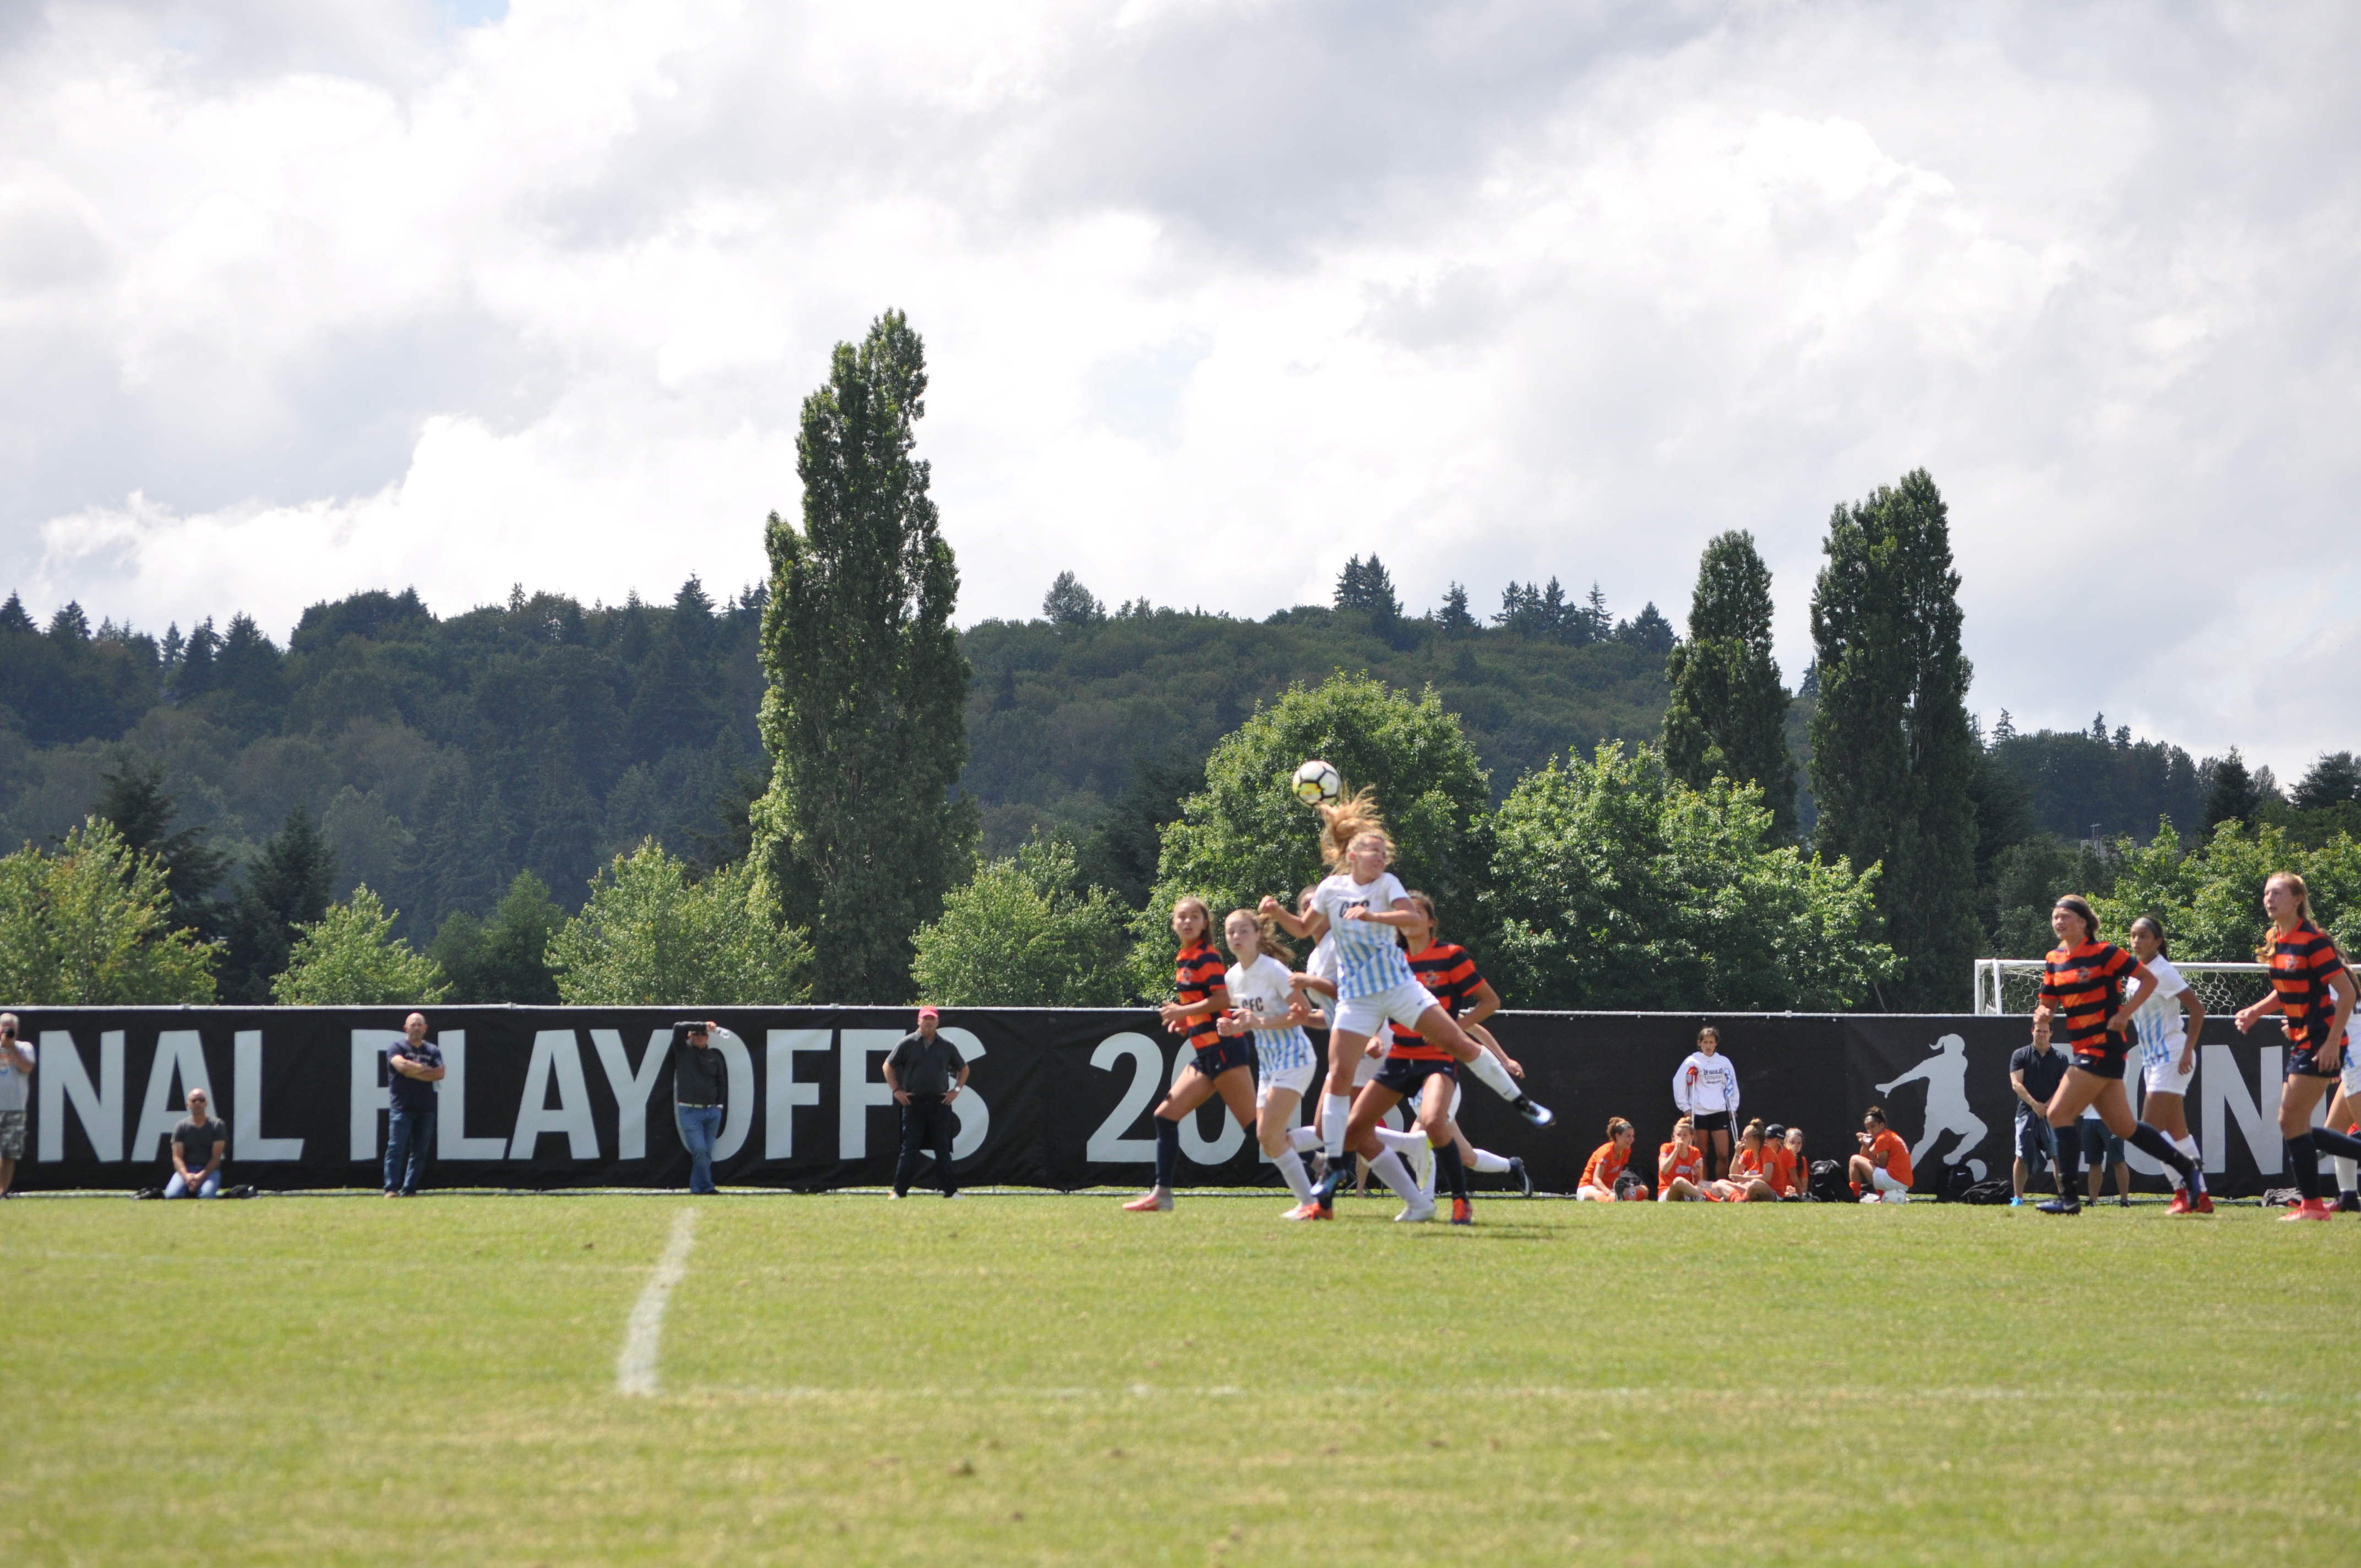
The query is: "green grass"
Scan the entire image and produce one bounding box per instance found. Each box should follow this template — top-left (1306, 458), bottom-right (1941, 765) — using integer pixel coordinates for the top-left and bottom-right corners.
top-left (4, 1191), bottom-right (2357, 1566)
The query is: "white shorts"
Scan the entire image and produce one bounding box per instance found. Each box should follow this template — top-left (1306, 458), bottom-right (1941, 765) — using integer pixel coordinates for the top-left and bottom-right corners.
top-left (2342, 1049), bottom-right (2361, 1099)
top-left (1331, 980), bottom-right (1439, 1039)
top-left (1256, 1060), bottom-right (1318, 1106)
top-left (2141, 1047), bottom-right (2194, 1098)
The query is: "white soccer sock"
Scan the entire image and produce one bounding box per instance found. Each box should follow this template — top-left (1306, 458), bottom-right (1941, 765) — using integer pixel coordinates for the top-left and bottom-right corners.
top-left (1465, 1050), bottom-right (1520, 1103)
top-left (1369, 1151), bottom-right (1422, 1204)
top-left (1468, 1148), bottom-right (1512, 1175)
top-left (1372, 1126), bottom-right (1426, 1156)
top-left (1286, 1125), bottom-right (1320, 1155)
top-left (1274, 1149), bottom-right (1314, 1205)
top-left (1322, 1095), bottom-right (1353, 1161)
top-left (2337, 1156), bottom-right (2358, 1195)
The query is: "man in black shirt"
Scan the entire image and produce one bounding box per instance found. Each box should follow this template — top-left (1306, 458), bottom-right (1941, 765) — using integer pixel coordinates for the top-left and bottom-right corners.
top-left (671, 1021), bottom-right (728, 1195)
top-left (166, 1087), bottom-right (227, 1199)
top-left (2009, 1012), bottom-right (2071, 1205)
top-left (885, 1008), bottom-right (969, 1200)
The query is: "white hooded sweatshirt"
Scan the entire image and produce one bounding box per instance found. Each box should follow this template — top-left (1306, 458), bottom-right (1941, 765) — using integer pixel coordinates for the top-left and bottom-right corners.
top-left (1673, 1051), bottom-right (1740, 1117)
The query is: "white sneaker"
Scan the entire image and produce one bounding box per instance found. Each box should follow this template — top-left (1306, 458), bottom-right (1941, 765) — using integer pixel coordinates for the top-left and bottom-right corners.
top-left (1394, 1201), bottom-right (1437, 1223)
top-left (1859, 1193), bottom-right (1880, 1204)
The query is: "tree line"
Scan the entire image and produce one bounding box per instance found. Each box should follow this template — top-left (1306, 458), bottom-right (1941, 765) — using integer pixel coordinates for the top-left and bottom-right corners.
top-left (2, 309), bottom-right (2352, 1011)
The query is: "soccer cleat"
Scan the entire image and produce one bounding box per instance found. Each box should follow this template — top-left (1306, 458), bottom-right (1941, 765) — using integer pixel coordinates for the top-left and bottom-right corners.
top-left (2166, 1189), bottom-right (2190, 1216)
top-left (1859, 1192), bottom-right (1880, 1205)
top-left (1122, 1189), bottom-right (1174, 1212)
top-left (2191, 1189), bottom-right (2215, 1214)
top-left (1308, 1150), bottom-right (1331, 1188)
top-left (2340, 1191), bottom-right (2361, 1214)
top-left (1281, 1202), bottom-right (1328, 1221)
top-left (1513, 1095), bottom-right (1555, 1129)
top-left (2036, 1198), bottom-right (2081, 1215)
top-left (1449, 1197), bottom-right (1473, 1226)
top-left (1508, 1156), bottom-right (1533, 1198)
top-left (2282, 1197), bottom-right (2336, 1222)
top-left (888, 1191), bottom-right (904, 1201)
top-left (1394, 1200), bottom-right (1437, 1223)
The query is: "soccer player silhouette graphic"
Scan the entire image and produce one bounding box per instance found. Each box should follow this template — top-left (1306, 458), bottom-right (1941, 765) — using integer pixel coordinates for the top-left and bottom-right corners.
top-left (1875, 1033), bottom-right (1990, 1181)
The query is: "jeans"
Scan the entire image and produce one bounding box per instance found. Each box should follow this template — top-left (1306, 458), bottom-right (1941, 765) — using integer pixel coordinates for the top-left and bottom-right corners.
top-left (385, 1104), bottom-right (437, 1195)
top-left (164, 1169), bottom-right (220, 1199)
top-left (677, 1104), bottom-right (723, 1194)
top-left (894, 1095), bottom-right (958, 1196)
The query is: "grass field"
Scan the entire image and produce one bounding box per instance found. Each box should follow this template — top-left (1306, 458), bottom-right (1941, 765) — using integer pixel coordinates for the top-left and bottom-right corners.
top-left (5, 1190), bottom-right (2357, 1567)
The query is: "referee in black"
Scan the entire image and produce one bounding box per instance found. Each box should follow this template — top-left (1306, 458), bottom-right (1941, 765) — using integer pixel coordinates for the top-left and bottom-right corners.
top-left (885, 1006), bottom-right (969, 1200)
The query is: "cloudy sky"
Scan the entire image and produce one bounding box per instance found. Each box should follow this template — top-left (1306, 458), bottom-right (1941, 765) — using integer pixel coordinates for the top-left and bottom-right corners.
top-left (2, 1), bottom-right (2355, 773)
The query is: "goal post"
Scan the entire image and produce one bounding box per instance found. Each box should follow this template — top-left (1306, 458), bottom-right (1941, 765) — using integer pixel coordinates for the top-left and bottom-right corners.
top-left (1973, 959), bottom-right (2278, 1017)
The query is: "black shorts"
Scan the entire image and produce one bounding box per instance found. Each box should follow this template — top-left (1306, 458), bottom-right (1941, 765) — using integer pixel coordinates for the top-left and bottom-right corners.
top-left (1187, 1037), bottom-right (1254, 1079)
top-left (2287, 1044), bottom-right (2343, 1080)
top-left (1373, 1055), bottom-right (1458, 1098)
top-left (2069, 1048), bottom-right (2127, 1082)
top-left (1691, 1110), bottom-right (1733, 1134)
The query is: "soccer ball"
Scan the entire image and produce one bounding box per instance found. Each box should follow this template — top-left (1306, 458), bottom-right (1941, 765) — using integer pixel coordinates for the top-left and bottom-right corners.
top-left (1292, 759), bottom-right (1341, 805)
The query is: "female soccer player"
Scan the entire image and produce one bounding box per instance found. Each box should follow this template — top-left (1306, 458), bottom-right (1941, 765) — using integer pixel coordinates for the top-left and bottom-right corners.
top-left (1216, 907), bottom-right (1323, 1217)
top-left (2233, 872), bottom-right (2361, 1221)
top-left (1717, 1120), bottom-right (1780, 1202)
top-left (1122, 897), bottom-right (1252, 1212)
top-left (1658, 1117), bottom-right (1712, 1201)
top-left (2034, 895), bottom-right (2206, 1215)
top-left (1761, 1123), bottom-right (1802, 1200)
top-left (1576, 1118), bottom-right (1644, 1200)
top-left (1364, 894), bottom-right (1533, 1213)
top-left (2125, 915), bottom-right (2211, 1214)
top-left (1260, 790), bottom-right (1547, 1219)
top-left (1672, 1026), bottom-right (1740, 1182)
top-left (1848, 1105), bottom-right (1913, 1202)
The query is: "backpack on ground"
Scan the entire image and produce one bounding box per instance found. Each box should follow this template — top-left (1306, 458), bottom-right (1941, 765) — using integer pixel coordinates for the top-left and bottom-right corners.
top-left (1961, 1178), bottom-right (2014, 1205)
top-left (1807, 1159), bottom-right (1846, 1203)
top-left (1943, 1167), bottom-right (1976, 1202)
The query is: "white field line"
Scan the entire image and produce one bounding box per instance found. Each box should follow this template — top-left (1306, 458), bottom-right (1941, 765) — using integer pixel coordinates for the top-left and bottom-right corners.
top-left (690, 1383), bottom-right (2358, 1406)
top-left (616, 1207), bottom-right (701, 1397)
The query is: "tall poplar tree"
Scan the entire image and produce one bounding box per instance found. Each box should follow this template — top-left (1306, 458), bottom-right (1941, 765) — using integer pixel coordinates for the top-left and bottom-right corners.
top-left (1661, 530), bottom-right (1798, 842)
top-left (1808, 470), bottom-right (1980, 1009)
top-left (752, 311), bottom-right (975, 1002)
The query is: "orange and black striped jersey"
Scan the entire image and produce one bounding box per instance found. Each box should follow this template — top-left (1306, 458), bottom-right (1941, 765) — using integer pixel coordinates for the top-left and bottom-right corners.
top-left (1174, 941), bottom-right (1227, 1051)
top-left (1389, 942), bottom-right (1485, 1061)
top-left (2040, 940), bottom-right (2145, 1058)
top-left (2268, 920), bottom-right (2349, 1048)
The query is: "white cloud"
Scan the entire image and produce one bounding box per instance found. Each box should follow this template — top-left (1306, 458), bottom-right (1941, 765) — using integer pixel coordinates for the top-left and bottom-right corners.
top-left (1, 0), bottom-right (2357, 775)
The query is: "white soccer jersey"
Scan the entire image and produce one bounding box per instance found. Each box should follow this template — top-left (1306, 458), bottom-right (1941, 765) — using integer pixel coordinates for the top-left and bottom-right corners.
top-left (1313, 870), bottom-right (1416, 999)
top-left (1226, 954), bottom-right (1316, 1075)
top-left (1672, 1051), bottom-right (1740, 1117)
top-left (2128, 956), bottom-right (2192, 1069)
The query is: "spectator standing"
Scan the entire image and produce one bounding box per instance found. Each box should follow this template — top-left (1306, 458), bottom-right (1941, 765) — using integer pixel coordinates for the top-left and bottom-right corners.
top-left (1672, 1026), bottom-right (1741, 1181)
top-left (670, 1021), bottom-right (727, 1196)
top-left (2009, 1013), bottom-right (2071, 1206)
top-left (167, 1088), bottom-right (227, 1199)
top-left (0, 1013), bottom-right (32, 1199)
top-left (885, 1007), bottom-right (969, 1200)
top-left (384, 1012), bottom-right (444, 1198)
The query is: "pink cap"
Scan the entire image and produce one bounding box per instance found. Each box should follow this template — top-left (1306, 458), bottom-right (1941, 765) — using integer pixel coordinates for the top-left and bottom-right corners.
top-left (917, 1006), bottom-right (939, 1021)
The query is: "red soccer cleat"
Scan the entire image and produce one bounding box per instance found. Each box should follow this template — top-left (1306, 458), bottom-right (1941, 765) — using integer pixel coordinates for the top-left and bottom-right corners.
top-left (1122, 1189), bottom-right (1174, 1212)
top-left (1282, 1202), bottom-right (1331, 1221)
top-left (2166, 1189), bottom-right (2190, 1216)
top-left (2281, 1197), bottom-right (2336, 1222)
top-left (2191, 1189), bottom-right (2215, 1214)
top-left (1449, 1197), bottom-right (1473, 1226)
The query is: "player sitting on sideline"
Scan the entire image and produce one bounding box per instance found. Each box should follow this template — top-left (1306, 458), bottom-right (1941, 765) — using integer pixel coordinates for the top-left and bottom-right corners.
top-left (1849, 1105), bottom-right (1913, 1203)
top-left (1658, 1117), bottom-right (1712, 1201)
top-left (1576, 1118), bottom-right (1646, 1200)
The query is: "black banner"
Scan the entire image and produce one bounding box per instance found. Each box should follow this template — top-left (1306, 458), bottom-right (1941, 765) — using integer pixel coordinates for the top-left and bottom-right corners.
top-left (4, 1006), bottom-right (2324, 1196)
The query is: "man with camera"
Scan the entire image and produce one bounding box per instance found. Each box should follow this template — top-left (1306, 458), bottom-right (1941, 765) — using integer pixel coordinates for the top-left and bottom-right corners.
top-left (670, 1021), bottom-right (728, 1195)
top-left (0, 1014), bottom-right (32, 1198)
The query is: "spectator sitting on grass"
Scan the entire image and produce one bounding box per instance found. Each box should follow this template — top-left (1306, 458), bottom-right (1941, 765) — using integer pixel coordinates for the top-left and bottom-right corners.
top-left (1848, 1105), bottom-right (1913, 1204)
top-left (1576, 1117), bottom-right (1647, 1201)
top-left (1760, 1123), bottom-right (1802, 1200)
top-left (167, 1088), bottom-right (227, 1200)
top-left (1658, 1116), bottom-right (1711, 1201)
top-left (1716, 1119), bottom-right (1781, 1202)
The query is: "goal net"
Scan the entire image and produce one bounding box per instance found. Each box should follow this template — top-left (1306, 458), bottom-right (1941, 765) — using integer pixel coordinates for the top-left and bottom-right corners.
top-left (1973, 959), bottom-right (2278, 1019)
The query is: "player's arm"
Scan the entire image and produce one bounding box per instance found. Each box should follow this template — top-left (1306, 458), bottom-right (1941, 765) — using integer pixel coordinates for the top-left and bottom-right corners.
top-left (1455, 978), bottom-right (1500, 1030)
top-left (1288, 971), bottom-right (1337, 1000)
top-left (2008, 1068), bottom-right (2043, 1112)
top-left (2321, 967), bottom-right (2357, 1071)
top-left (1259, 896), bottom-right (1318, 940)
top-left (1343, 897), bottom-right (1420, 929)
top-left (2234, 991), bottom-right (2286, 1032)
top-left (2175, 989), bottom-right (2206, 1074)
top-left (2109, 962), bottom-right (2157, 1035)
top-left (1158, 984), bottom-right (1228, 1027)
top-left (1464, 1021), bottom-right (1523, 1078)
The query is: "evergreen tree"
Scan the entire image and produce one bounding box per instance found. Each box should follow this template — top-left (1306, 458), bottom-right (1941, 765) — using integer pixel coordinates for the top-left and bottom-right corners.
top-left (1615, 602), bottom-right (1677, 655)
top-left (1661, 531), bottom-right (1798, 841)
top-left (2202, 749), bottom-right (2260, 830)
top-left (219, 804), bottom-right (338, 1003)
top-left (1436, 582), bottom-right (1475, 635)
top-left (1075, 752), bottom-right (1204, 910)
top-left (91, 758), bottom-right (229, 938)
top-left (1808, 470), bottom-right (1981, 1009)
top-left (2293, 752), bottom-right (2360, 811)
top-left (431, 872), bottom-right (567, 1003)
top-left (752, 310), bottom-right (976, 1002)
top-left (1042, 570), bottom-right (1106, 629)
top-left (0, 593), bottom-right (33, 634)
